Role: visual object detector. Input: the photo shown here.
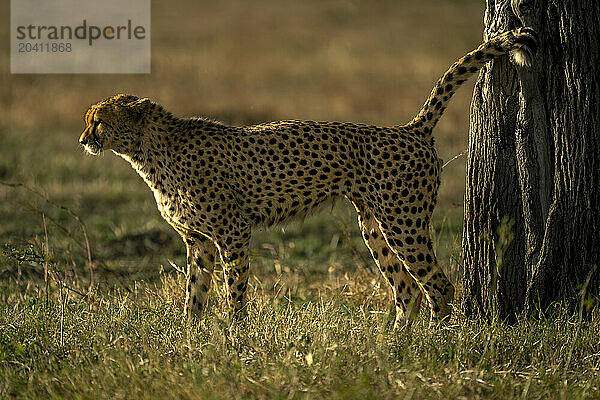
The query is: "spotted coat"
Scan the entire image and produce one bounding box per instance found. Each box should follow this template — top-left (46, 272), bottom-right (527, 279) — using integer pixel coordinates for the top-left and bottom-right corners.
top-left (80, 28), bottom-right (538, 327)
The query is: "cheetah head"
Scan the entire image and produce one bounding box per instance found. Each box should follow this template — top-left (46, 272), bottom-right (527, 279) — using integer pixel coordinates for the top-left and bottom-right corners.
top-left (79, 94), bottom-right (151, 156)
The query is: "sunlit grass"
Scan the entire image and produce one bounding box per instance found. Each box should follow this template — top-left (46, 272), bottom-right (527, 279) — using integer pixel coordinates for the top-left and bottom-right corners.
top-left (0, 270), bottom-right (598, 399)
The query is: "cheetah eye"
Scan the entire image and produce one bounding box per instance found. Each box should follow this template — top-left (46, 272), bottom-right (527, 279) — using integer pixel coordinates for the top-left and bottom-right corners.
top-left (91, 120), bottom-right (102, 135)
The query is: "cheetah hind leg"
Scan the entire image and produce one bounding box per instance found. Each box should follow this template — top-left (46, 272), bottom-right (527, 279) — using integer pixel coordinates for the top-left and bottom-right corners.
top-left (356, 208), bottom-right (424, 329)
top-left (376, 223), bottom-right (455, 324)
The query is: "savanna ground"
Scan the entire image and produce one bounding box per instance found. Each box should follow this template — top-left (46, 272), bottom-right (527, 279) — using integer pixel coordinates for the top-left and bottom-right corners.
top-left (0, 0), bottom-right (598, 398)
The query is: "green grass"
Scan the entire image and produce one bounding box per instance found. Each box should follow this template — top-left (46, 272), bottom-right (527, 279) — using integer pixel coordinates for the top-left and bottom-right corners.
top-left (0, 270), bottom-right (598, 399)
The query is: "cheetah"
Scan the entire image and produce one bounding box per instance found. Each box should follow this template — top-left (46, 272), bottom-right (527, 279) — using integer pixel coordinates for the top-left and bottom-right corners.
top-left (79, 28), bottom-right (538, 328)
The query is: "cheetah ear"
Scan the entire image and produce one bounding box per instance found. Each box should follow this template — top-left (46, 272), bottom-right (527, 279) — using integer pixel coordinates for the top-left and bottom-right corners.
top-left (126, 98), bottom-right (152, 123)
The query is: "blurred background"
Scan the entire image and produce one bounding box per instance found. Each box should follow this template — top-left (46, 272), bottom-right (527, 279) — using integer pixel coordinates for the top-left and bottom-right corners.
top-left (0, 0), bottom-right (483, 296)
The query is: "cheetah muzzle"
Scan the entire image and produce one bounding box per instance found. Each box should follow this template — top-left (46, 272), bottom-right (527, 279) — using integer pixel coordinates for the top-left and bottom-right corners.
top-left (79, 28), bottom-right (538, 328)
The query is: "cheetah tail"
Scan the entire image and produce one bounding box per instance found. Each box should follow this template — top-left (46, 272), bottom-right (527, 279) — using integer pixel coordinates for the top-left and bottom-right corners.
top-left (404, 27), bottom-right (539, 136)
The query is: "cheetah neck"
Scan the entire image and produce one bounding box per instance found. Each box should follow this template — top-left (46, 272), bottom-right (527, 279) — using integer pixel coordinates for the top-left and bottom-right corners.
top-left (115, 114), bottom-right (218, 198)
top-left (115, 118), bottom-right (171, 194)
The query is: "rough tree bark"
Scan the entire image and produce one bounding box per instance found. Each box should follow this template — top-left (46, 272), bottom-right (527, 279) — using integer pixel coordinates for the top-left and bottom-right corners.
top-left (462, 0), bottom-right (600, 321)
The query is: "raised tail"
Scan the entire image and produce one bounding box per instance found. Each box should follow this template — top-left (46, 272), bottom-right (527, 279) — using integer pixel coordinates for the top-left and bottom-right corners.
top-left (404, 27), bottom-right (539, 136)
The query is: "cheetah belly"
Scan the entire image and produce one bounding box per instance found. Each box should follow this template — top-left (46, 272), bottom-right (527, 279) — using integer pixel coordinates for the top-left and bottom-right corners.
top-left (230, 153), bottom-right (349, 226)
top-left (239, 184), bottom-right (339, 227)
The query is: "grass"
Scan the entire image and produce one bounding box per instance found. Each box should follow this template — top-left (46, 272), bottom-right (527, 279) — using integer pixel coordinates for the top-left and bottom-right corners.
top-left (1, 0), bottom-right (599, 398)
top-left (0, 270), bottom-right (599, 399)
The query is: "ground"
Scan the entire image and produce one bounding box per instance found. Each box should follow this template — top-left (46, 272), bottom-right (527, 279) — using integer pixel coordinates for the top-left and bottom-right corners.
top-left (0, 0), bottom-right (598, 398)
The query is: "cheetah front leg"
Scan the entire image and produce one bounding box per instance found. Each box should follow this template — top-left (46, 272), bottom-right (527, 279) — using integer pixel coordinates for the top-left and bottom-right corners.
top-left (215, 223), bottom-right (252, 319)
top-left (184, 234), bottom-right (217, 320)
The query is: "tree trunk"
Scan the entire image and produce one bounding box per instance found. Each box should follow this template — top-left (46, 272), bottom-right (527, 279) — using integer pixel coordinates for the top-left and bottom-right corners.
top-left (462, 0), bottom-right (600, 321)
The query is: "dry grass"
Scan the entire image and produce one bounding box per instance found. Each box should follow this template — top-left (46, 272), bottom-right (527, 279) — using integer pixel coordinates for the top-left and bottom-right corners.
top-left (1, 0), bottom-right (483, 270)
top-left (0, 266), bottom-right (598, 399)
top-left (1, 0), bottom-right (486, 283)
